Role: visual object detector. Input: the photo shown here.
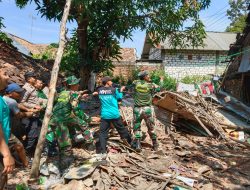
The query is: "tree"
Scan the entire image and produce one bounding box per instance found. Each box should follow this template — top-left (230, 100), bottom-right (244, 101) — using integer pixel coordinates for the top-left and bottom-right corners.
top-left (30, 0), bottom-right (72, 178)
top-left (226, 0), bottom-right (249, 33)
top-left (15, 0), bottom-right (211, 88)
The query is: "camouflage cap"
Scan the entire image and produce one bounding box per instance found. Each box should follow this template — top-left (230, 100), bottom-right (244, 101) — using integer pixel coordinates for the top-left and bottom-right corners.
top-left (66, 75), bottom-right (80, 85)
top-left (138, 70), bottom-right (149, 78)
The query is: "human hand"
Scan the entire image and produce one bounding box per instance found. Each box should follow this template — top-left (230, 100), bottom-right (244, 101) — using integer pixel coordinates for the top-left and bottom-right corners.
top-left (34, 105), bottom-right (41, 110)
top-left (2, 154), bottom-right (15, 174)
top-left (120, 86), bottom-right (126, 92)
top-left (82, 94), bottom-right (88, 98)
top-left (92, 92), bottom-right (98, 96)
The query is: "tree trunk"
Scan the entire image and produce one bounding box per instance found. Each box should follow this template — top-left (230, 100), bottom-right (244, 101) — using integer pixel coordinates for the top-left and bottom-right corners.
top-left (77, 19), bottom-right (91, 89)
top-left (30, 0), bottom-right (72, 179)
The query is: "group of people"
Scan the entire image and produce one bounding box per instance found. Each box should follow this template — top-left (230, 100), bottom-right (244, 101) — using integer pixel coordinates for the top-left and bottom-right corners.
top-left (0, 69), bottom-right (163, 189)
top-left (0, 70), bottom-right (49, 189)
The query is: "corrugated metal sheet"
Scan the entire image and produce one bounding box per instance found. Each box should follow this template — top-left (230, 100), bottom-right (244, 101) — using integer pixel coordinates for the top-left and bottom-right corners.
top-left (162, 32), bottom-right (237, 51)
top-left (6, 33), bottom-right (31, 56)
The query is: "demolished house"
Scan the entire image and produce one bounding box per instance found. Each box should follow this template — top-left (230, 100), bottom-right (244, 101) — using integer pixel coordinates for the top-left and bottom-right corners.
top-left (222, 5), bottom-right (250, 106)
top-left (0, 38), bottom-right (53, 86)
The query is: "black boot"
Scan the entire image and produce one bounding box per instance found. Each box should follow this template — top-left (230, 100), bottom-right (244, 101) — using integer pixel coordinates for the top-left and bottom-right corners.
top-left (135, 139), bottom-right (142, 152)
top-left (152, 139), bottom-right (159, 151)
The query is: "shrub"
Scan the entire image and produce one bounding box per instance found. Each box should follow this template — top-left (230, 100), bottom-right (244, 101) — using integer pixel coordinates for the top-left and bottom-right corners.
top-left (180, 75), bottom-right (211, 84)
top-left (150, 70), bottom-right (176, 91)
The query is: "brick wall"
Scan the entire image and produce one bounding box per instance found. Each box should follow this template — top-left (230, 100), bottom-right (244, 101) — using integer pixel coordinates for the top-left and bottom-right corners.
top-left (161, 50), bottom-right (228, 79)
top-left (112, 61), bottom-right (163, 79)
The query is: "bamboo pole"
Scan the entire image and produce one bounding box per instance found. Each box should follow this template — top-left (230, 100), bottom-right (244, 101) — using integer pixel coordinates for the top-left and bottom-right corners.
top-left (30, 0), bottom-right (72, 178)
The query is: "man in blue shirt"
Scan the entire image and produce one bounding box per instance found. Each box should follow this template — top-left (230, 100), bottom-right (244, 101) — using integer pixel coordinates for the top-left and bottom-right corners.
top-left (0, 70), bottom-right (15, 189)
top-left (95, 76), bottom-right (131, 158)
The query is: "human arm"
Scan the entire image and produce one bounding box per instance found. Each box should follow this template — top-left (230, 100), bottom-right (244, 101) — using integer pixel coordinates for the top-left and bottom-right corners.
top-left (18, 104), bottom-right (33, 112)
top-left (0, 125), bottom-right (15, 173)
top-left (115, 88), bottom-right (123, 100)
top-left (8, 100), bottom-right (34, 118)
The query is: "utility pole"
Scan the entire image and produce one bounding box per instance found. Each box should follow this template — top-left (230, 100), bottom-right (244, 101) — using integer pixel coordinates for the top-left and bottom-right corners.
top-left (29, 14), bottom-right (36, 41)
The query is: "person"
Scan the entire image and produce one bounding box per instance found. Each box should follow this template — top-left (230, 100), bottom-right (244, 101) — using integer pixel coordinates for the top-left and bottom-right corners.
top-left (0, 70), bottom-right (15, 189)
top-left (21, 71), bottom-right (46, 110)
top-left (49, 76), bottom-right (94, 155)
top-left (20, 72), bottom-right (45, 155)
top-left (3, 83), bottom-right (34, 167)
top-left (35, 79), bottom-right (48, 99)
top-left (132, 70), bottom-right (163, 152)
top-left (94, 76), bottom-right (131, 159)
top-left (34, 79), bottom-right (58, 156)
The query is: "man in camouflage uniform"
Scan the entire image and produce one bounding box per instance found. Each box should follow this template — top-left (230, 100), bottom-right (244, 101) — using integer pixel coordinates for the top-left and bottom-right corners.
top-left (132, 71), bottom-right (163, 152)
top-left (49, 76), bottom-right (93, 153)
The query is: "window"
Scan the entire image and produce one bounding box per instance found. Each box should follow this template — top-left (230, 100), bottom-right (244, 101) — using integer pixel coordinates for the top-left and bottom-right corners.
top-left (188, 54), bottom-right (192, 60)
top-left (179, 54), bottom-right (184, 60)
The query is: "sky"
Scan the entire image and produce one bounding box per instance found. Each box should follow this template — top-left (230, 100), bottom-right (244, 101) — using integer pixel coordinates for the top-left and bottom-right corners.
top-left (0, 0), bottom-right (231, 58)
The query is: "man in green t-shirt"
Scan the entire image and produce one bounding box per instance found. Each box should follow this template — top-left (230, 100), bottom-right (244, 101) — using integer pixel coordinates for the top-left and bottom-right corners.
top-left (132, 71), bottom-right (163, 152)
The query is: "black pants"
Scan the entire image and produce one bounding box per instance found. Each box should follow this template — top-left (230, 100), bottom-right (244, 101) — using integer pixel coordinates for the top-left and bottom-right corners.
top-left (24, 117), bottom-right (42, 155)
top-left (99, 117), bottom-right (131, 153)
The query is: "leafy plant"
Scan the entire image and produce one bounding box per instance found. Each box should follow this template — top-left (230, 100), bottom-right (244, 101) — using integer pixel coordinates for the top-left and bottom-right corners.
top-left (0, 17), bottom-right (13, 45)
top-left (150, 70), bottom-right (176, 91)
top-left (32, 44), bottom-right (57, 60)
top-left (180, 75), bottom-right (211, 84)
top-left (226, 0), bottom-right (248, 33)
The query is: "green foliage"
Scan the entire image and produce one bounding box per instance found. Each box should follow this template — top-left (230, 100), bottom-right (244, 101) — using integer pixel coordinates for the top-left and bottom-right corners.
top-left (15, 0), bottom-right (210, 87)
top-left (0, 32), bottom-right (12, 45)
top-left (127, 68), bottom-right (141, 85)
top-left (226, 0), bottom-right (248, 33)
top-left (150, 70), bottom-right (176, 91)
top-left (180, 75), bottom-right (211, 84)
top-left (0, 17), bottom-right (13, 45)
top-left (226, 14), bottom-right (247, 33)
top-left (112, 74), bottom-right (126, 85)
top-left (32, 44), bottom-right (57, 60)
top-left (16, 183), bottom-right (29, 190)
top-left (60, 30), bottom-right (119, 76)
top-left (0, 16), bottom-right (4, 29)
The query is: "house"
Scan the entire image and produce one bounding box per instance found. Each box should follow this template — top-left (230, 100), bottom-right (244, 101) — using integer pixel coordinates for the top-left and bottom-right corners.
top-left (112, 48), bottom-right (137, 79)
top-left (222, 5), bottom-right (250, 105)
top-left (141, 32), bottom-right (237, 79)
top-left (112, 48), bottom-right (163, 80)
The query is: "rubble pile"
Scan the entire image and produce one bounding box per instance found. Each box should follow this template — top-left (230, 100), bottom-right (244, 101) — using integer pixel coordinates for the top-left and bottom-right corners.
top-left (6, 92), bottom-right (250, 190)
top-left (50, 124), bottom-right (249, 190)
top-left (154, 91), bottom-right (226, 138)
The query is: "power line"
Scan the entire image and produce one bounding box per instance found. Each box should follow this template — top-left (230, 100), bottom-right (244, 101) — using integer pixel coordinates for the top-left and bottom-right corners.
top-left (209, 17), bottom-right (229, 31)
top-left (202, 11), bottom-right (226, 25)
top-left (202, 4), bottom-right (229, 19)
top-left (206, 14), bottom-right (227, 29)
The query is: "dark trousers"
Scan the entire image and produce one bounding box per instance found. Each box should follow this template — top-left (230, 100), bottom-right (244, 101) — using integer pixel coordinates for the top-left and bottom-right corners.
top-left (99, 117), bottom-right (131, 153)
top-left (24, 117), bottom-right (42, 155)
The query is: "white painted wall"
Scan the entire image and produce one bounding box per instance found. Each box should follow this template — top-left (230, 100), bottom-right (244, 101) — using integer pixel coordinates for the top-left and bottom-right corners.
top-left (158, 50), bottom-right (228, 79)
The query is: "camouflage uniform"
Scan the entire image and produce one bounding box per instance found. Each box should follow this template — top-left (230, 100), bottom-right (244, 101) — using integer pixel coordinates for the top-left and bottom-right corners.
top-left (49, 77), bottom-right (93, 151)
top-left (132, 80), bottom-right (158, 140)
top-left (132, 71), bottom-right (162, 151)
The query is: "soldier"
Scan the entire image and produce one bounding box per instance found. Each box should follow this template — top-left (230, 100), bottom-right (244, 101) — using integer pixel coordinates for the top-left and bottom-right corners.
top-left (49, 76), bottom-right (93, 154)
top-left (132, 71), bottom-right (163, 152)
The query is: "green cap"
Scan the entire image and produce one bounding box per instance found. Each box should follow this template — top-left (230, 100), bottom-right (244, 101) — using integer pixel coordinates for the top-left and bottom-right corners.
top-left (66, 75), bottom-right (80, 85)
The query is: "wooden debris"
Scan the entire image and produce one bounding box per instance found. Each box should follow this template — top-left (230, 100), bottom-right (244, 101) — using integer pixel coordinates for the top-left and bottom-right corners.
top-left (155, 91), bottom-right (226, 138)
